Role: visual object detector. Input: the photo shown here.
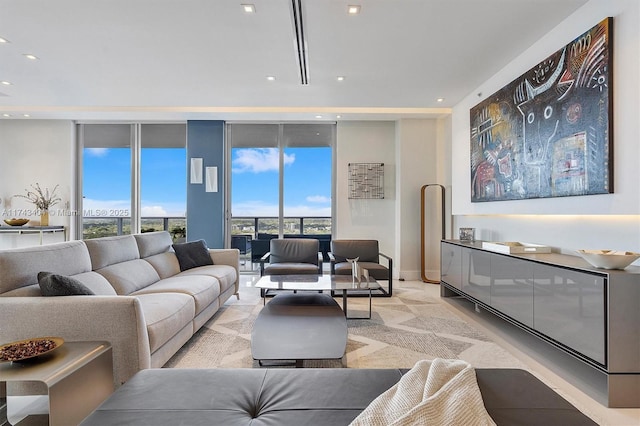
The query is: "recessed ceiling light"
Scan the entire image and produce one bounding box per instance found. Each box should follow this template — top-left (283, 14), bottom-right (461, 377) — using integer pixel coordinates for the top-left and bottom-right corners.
top-left (266, 76), bottom-right (276, 81)
top-left (347, 5), bottom-right (361, 14)
top-left (23, 54), bottom-right (38, 60)
top-left (2, 113), bottom-right (10, 117)
top-left (336, 115), bottom-right (342, 119)
top-left (1, 81), bottom-right (12, 86)
top-left (337, 76), bottom-right (345, 81)
top-left (436, 98), bottom-right (444, 103)
top-left (315, 115), bottom-right (323, 119)
top-left (242, 4), bottom-right (255, 13)
top-left (0, 37), bottom-right (9, 44)
top-left (23, 114), bottom-right (30, 118)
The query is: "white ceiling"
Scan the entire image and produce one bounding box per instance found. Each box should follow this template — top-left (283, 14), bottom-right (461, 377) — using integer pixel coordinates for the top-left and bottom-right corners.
top-left (0, 0), bottom-right (588, 122)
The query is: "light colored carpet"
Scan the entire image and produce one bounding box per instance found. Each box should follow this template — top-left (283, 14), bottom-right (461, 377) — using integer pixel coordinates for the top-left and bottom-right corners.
top-left (165, 281), bottom-right (527, 370)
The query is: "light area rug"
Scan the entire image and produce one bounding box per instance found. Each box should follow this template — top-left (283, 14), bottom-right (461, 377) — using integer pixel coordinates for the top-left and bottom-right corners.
top-left (165, 282), bottom-right (528, 370)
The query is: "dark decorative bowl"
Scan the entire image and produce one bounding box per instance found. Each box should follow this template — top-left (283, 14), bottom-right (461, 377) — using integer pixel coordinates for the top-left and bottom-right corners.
top-left (0, 337), bottom-right (64, 362)
top-left (4, 218), bottom-right (30, 226)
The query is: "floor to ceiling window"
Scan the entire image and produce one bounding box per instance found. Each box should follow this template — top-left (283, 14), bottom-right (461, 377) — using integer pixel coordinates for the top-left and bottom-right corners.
top-left (226, 123), bottom-right (334, 268)
top-left (140, 124), bottom-right (187, 241)
top-left (78, 123), bottom-right (186, 240)
top-left (282, 124), bottom-right (333, 236)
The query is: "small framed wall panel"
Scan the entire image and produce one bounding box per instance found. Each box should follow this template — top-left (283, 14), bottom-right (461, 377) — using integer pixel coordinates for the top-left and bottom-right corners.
top-left (348, 163), bottom-right (384, 199)
top-left (205, 166), bottom-right (218, 192)
top-left (190, 158), bottom-right (203, 184)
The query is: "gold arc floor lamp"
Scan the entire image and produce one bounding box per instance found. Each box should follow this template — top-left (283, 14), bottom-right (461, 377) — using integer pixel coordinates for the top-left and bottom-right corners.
top-left (420, 184), bottom-right (446, 284)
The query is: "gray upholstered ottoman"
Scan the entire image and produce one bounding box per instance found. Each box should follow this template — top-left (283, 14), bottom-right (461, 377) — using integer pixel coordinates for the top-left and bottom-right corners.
top-left (81, 368), bottom-right (597, 425)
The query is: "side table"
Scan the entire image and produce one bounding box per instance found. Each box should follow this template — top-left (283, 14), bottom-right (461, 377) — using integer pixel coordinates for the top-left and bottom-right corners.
top-left (0, 341), bottom-right (113, 426)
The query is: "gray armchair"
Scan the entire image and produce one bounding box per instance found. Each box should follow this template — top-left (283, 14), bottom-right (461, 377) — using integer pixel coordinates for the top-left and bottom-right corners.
top-left (329, 239), bottom-right (393, 296)
top-left (259, 238), bottom-right (323, 297)
top-left (260, 238), bottom-right (323, 276)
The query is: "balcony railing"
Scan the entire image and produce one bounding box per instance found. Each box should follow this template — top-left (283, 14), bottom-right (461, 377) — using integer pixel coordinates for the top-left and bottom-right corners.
top-left (231, 216), bottom-right (331, 239)
top-left (82, 217), bottom-right (186, 241)
top-left (231, 216), bottom-right (332, 264)
top-left (82, 216), bottom-right (331, 242)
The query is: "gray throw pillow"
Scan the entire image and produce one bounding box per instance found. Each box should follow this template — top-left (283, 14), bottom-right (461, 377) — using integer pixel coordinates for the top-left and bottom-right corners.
top-left (37, 272), bottom-right (95, 296)
top-left (172, 239), bottom-right (214, 271)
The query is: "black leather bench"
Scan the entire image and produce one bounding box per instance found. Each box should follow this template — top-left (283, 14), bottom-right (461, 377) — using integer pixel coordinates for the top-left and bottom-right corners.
top-left (81, 367), bottom-right (596, 425)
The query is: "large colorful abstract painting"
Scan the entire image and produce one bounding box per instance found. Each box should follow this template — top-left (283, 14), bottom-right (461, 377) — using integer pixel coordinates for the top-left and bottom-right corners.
top-left (470, 17), bottom-right (613, 202)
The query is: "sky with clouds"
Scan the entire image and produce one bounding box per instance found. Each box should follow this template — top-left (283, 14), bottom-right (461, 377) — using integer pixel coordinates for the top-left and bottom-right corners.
top-left (83, 146), bottom-right (331, 218)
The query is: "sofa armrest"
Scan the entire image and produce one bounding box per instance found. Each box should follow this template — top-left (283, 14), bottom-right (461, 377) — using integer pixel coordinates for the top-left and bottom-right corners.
top-left (0, 296), bottom-right (150, 388)
top-left (208, 248), bottom-right (240, 294)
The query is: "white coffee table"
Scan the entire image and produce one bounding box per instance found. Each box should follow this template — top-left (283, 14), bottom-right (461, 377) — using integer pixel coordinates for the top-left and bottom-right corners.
top-left (255, 274), bottom-right (381, 319)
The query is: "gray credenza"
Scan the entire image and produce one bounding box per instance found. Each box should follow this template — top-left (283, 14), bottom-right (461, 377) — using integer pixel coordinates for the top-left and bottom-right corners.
top-left (440, 240), bottom-right (640, 408)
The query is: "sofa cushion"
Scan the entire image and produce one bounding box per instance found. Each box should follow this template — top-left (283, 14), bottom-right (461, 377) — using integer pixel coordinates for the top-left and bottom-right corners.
top-left (132, 275), bottom-right (221, 316)
top-left (70, 271), bottom-right (118, 296)
top-left (82, 368), bottom-right (598, 426)
top-left (80, 368), bottom-right (404, 425)
top-left (173, 240), bottom-right (214, 271)
top-left (37, 272), bottom-right (95, 296)
top-left (134, 293), bottom-right (195, 353)
top-left (85, 235), bottom-right (141, 270)
top-left (135, 231), bottom-right (174, 258)
top-left (144, 252), bottom-right (182, 279)
top-left (177, 264), bottom-right (236, 294)
top-left (264, 263), bottom-right (320, 275)
top-left (95, 260), bottom-right (161, 295)
top-left (0, 241), bottom-right (92, 295)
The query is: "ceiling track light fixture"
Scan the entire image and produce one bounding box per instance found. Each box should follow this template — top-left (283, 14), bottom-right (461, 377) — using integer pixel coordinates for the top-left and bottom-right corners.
top-left (291, 0), bottom-right (309, 85)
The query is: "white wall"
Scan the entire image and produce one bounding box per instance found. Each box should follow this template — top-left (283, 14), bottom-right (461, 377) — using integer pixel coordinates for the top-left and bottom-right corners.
top-left (335, 122), bottom-right (397, 273)
top-left (395, 119), bottom-right (442, 280)
top-left (335, 119), bottom-right (445, 280)
top-left (0, 120), bottom-right (76, 244)
top-left (450, 0), bottom-right (640, 260)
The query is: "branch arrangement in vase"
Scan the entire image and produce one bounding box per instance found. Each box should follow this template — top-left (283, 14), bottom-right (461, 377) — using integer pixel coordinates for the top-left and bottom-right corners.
top-left (14, 183), bottom-right (62, 212)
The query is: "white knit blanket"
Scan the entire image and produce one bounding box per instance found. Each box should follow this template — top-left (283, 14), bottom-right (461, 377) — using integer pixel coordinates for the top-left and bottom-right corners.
top-left (350, 358), bottom-right (497, 426)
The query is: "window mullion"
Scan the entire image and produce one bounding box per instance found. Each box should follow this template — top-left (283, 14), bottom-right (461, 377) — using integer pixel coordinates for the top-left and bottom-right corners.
top-left (278, 124), bottom-right (284, 238)
top-left (130, 123), bottom-right (141, 234)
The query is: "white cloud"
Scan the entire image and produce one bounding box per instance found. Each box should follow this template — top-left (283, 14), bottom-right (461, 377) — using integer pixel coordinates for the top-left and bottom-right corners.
top-left (85, 148), bottom-right (109, 157)
top-left (79, 198), bottom-right (186, 217)
top-left (231, 201), bottom-right (330, 217)
top-left (232, 148), bottom-right (295, 173)
top-left (141, 201), bottom-right (186, 217)
top-left (285, 204), bottom-right (331, 217)
top-left (141, 205), bottom-right (168, 217)
top-left (231, 201), bottom-right (279, 217)
top-left (306, 195), bottom-right (330, 203)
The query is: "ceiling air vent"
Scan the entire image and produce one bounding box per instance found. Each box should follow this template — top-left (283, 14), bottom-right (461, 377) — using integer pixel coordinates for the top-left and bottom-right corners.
top-left (291, 0), bottom-right (309, 85)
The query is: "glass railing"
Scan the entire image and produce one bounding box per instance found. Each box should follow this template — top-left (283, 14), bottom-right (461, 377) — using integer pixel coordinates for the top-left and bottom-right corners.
top-left (82, 217), bottom-right (186, 241)
top-left (82, 216), bottom-right (330, 242)
top-left (230, 216), bottom-right (332, 238)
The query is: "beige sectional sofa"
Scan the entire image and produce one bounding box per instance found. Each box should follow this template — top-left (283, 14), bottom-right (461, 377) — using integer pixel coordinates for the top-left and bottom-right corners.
top-left (0, 231), bottom-right (239, 387)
